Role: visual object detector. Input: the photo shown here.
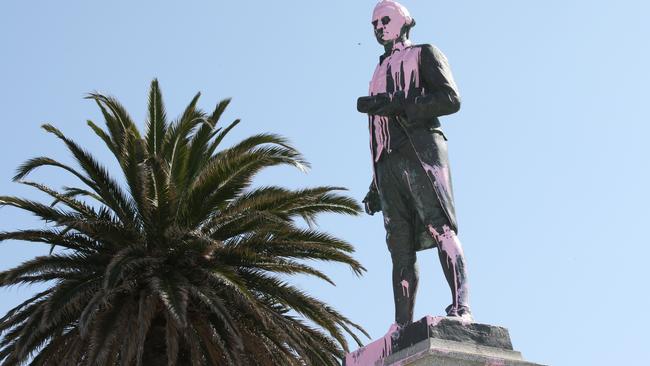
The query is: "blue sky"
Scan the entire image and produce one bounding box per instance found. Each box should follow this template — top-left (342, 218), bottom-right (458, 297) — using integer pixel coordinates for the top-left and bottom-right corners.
top-left (1, 1), bottom-right (649, 364)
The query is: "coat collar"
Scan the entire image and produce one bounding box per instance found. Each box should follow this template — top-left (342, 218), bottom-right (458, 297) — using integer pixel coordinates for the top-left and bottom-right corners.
top-left (379, 40), bottom-right (413, 63)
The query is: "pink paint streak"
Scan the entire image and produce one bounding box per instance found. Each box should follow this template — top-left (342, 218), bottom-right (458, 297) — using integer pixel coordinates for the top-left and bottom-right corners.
top-left (368, 46), bottom-right (422, 162)
top-left (344, 323), bottom-right (400, 366)
top-left (366, 2), bottom-right (422, 170)
top-left (428, 225), bottom-right (465, 306)
top-left (345, 315), bottom-right (454, 366)
top-left (400, 279), bottom-right (410, 298)
top-left (368, 315), bottom-right (446, 366)
top-left (421, 162), bottom-right (451, 194)
top-left (345, 316), bottom-right (444, 366)
top-left (428, 225), bottom-right (465, 263)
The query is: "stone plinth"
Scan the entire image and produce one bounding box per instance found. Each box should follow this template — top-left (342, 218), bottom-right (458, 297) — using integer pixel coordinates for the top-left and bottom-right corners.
top-left (344, 316), bottom-right (546, 366)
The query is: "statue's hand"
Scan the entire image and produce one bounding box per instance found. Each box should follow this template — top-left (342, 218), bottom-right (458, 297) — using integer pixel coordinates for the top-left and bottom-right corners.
top-left (362, 187), bottom-right (382, 216)
top-left (357, 94), bottom-right (391, 114)
top-left (358, 88), bottom-right (425, 117)
top-left (368, 91), bottom-right (403, 116)
top-left (359, 89), bottom-right (424, 117)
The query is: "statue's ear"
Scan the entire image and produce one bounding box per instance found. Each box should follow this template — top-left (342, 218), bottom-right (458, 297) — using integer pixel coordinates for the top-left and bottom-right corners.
top-left (402, 19), bottom-right (416, 39)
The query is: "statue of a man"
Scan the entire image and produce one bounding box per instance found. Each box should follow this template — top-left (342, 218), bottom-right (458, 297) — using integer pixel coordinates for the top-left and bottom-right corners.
top-left (357, 0), bottom-right (472, 327)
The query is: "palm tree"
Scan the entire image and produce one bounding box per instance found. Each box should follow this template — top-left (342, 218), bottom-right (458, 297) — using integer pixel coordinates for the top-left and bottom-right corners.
top-left (0, 80), bottom-right (367, 365)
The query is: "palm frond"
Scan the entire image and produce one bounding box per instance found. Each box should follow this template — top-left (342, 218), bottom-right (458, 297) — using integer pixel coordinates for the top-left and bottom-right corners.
top-left (145, 79), bottom-right (168, 158)
top-left (41, 124), bottom-right (138, 226)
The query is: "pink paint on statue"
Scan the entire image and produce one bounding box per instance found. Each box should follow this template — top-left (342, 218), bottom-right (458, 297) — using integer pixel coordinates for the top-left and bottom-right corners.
top-left (385, 316), bottom-right (451, 366)
top-left (368, 47), bottom-right (422, 162)
top-left (345, 316), bottom-right (450, 366)
top-left (421, 162), bottom-right (451, 194)
top-left (428, 225), bottom-right (465, 303)
top-left (368, 1), bottom-right (422, 163)
top-left (344, 323), bottom-right (400, 366)
top-left (386, 46), bottom-right (421, 93)
top-left (428, 225), bottom-right (465, 266)
top-left (384, 315), bottom-right (449, 366)
top-left (372, 1), bottom-right (414, 44)
top-left (369, 61), bottom-right (390, 161)
top-left (400, 279), bottom-right (410, 297)
top-left (369, 57), bottom-right (389, 95)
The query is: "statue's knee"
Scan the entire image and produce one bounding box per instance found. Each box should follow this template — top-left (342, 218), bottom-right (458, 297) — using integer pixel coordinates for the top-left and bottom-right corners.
top-left (428, 224), bottom-right (465, 257)
top-left (389, 247), bottom-right (416, 269)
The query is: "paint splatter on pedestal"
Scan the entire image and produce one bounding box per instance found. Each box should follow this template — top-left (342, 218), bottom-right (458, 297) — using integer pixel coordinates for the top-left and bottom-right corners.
top-left (344, 315), bottom-right (546, 366)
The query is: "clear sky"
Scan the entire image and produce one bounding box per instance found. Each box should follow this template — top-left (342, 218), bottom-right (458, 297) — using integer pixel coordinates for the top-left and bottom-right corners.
top-left (1, 1), bottom-right (649, 365)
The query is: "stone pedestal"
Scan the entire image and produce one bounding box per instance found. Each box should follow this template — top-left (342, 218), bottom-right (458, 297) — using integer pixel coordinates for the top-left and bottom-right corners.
top-left (344, 316), bottom-right (546, 366)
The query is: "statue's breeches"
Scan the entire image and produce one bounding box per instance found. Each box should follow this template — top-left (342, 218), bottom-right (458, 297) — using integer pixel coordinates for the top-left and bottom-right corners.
top-left (375, 144), bottom-right (450, 253)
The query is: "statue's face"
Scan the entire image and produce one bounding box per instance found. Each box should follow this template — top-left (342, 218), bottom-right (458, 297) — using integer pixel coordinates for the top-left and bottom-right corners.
top-left (372, 1), bottom-right (411, 45)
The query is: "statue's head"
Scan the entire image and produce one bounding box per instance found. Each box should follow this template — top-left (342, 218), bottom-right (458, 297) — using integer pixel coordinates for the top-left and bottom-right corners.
top-left (371, 1), bottom-right (415, 46)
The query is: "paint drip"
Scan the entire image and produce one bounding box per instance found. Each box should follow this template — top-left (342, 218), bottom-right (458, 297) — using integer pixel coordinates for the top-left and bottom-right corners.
top-left (368, 43), bottom-right (422, 162)
top-left (400, 279), bottom-right (410, 298)
top-left (422, 162), bottom-right (451, 195)
top-left (428, 225), bottom-right (466, 307)
top-left (344, 323), bottom-right (400, 366)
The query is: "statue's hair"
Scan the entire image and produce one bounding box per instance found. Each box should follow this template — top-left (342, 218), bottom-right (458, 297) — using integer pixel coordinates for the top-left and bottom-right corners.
top-left (373, 0), bottom-right (415, 27)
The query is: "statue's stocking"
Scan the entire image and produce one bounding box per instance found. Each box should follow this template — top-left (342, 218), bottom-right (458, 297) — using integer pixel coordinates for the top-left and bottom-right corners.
top-left (429, 225), bottom-right (470, 316)
top-left (384, 213), bottom-right (420, 326)
top-left (391, 254), bottom-right (419, 326)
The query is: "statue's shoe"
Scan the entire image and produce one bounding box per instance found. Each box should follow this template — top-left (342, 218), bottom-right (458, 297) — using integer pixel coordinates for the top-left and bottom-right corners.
top-left (445, 304), bottom-right (473, 322)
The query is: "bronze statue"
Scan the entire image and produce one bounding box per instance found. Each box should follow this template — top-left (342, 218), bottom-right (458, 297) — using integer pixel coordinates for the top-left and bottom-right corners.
top-left (357, 0), bottom-right (472, 327)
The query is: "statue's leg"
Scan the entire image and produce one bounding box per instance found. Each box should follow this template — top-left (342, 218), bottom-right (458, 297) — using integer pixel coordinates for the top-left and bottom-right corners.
top-left (385, 218), bottom-right (418, 326)
top-left (401, 145), bottom-right (472, 319)
top-left (376, 153), bottom-right (419, 327)
top-left (430, 226), bottom-right (471, 318)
